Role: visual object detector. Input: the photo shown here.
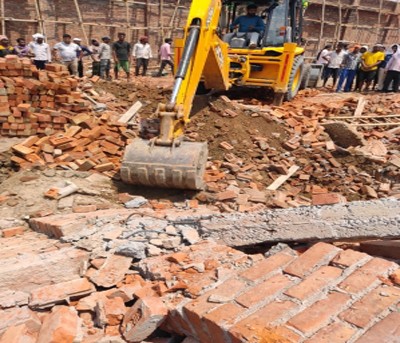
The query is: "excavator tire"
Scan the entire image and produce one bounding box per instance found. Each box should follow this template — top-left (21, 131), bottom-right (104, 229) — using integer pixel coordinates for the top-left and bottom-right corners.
top-left (300, 63), bottom-right (311, 90)
top-left (284, 56), bottom-right (304, 101)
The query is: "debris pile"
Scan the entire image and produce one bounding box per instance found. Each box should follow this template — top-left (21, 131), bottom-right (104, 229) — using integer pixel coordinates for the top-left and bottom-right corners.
top-left (187, 90), bottom-right (400, 211)
top-left (1, 233), bottom-right (399, 343)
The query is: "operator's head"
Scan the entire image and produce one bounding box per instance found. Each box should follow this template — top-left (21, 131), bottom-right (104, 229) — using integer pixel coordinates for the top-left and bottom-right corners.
top-left (392, 44), bottom-right (398, 53)
top-left (247, 4), bottom-right (258, 16)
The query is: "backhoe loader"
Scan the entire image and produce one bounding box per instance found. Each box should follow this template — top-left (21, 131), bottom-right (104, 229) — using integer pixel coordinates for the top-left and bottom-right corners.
top-left (121, 0), bottom-right (308, 190)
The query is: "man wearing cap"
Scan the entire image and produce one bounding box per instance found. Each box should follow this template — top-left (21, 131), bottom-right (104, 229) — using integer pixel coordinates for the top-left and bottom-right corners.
top-left (132, 36), bottom-right (152, 77)
top-left (229, 4), bottom-right (265, 48)
top-left (53, 34), bottom-right (82, 76)
top-left (358, 44), bottom-right (385, 91)
top-left (113, 32), bottom-right (131, 81)
top-left (336, 45), bottom-right (360, 92)
top-left (99, 36), bottom-right (112, 80)
top-left (29, 34), bottom-right (51, 70)
top-left (73, 38), bottom-right (92, 78)
top-left (0, 36), bottom-right (17, 57)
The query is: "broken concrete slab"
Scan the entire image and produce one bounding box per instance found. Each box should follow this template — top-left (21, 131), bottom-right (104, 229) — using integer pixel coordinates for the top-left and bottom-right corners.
top-left (89, 254), bottom-right (132, 288)
top-left (0, 247), bottom-right (89, 293)
top-left (122, 296), bottom-right (168, 342)
top-left (29, 278), bottom-right (96, 309)
top-left (201, 199), bottom-right (400, 246)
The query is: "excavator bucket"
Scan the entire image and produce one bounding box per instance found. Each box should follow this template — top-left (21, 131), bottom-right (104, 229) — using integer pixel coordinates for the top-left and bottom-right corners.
top-left (120, 138), bottom-right (208, 190)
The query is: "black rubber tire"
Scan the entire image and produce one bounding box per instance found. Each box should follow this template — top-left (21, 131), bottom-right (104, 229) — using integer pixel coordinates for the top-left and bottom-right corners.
top-left (300, 63), bottom-right (311, 90)
top-left (284, 56), bottom-right (304, 101)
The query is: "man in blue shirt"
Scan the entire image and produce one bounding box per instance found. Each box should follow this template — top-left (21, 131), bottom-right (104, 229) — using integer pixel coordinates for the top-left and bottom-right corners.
top-left (228, 4), bottom-right (265, 48)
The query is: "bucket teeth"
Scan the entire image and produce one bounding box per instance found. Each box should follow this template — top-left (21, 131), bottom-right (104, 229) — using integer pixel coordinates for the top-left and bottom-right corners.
top-left (121, 139), bottom-right (208, 190)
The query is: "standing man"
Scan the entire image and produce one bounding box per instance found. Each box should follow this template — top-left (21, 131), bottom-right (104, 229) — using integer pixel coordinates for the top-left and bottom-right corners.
top-left (29, 34), bottom-right (51, 70)
top-left (14, 38), bottom-right (31, 57)
top-left (132, 36), bottom-right (152, 77)
top-left (53, 34), bottom-right (82, 76)
top-left (157, 38), bottom-right (174, 77)
top-left (89, 39), bottom-right (101, 77)
top-left (99, 36), bottom-right (112, 80)
top-left (73, 38), bottom-right (92, 78)
top-left (336, 45), bottom-right (360, 92)
top-left (113, 32), bottom-right (131, 81)
top-left (0, 36), bottom-right (17, 57)
top-left (382, 44), bottom-right (400, 93)
top-left (358, 44), bottom-right (385, 91)
top-left (322, 44), bottom-right (346, 88)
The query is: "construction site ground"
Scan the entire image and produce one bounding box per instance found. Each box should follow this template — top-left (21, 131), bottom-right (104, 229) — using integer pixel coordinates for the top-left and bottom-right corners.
top-left (0, 60), bottom-right (399, 343)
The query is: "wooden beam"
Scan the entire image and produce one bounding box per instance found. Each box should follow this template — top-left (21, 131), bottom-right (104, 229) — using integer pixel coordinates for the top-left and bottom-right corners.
top-left (33, 0), bottom-right (46, 37)
top-left (317, 0), bottom-right (326, 52)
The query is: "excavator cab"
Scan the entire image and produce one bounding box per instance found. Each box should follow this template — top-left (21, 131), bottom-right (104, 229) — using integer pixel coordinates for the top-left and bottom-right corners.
top-left (121, 0), bottom-right (308, 191)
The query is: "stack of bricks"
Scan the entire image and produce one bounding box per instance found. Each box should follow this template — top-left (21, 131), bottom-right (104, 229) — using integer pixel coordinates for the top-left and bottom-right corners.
top-left (0, 55), bottom-right (83, 137)
top-left (0, 56), bottom-right (137, 177)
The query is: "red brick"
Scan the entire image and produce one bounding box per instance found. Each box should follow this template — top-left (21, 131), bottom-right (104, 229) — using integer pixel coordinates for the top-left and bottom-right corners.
top-left (2, 226), bottom-right (25, 238)
top-left (331, 249), bottom-right (370, 268)
top-left (390, 269), bottom-right (400, 286)
top-left (360, 240), bottom-right (400, 260)
top-left (240, 250), bottom-right (296, 282)
top-left (287, 292), bottom-right (350, 335)
top-left (235, 274), bottom-right (293, 308)
top-left (201, 278), bottom-right (248, 302)
top-left (312, 193), bottom-right (346, 205)
top-left (338, 258), bottom-right (397, 294)
top-left (72, 205), bottom-right (97, 213)
top-left (183, 299), bottom-right (219, 342)
top-left (339, 286), bottom-right (400, 328)
top-left (284, 242), bottom-right (340, 278)
top-left (284, 266), bottom-right (343, 301)
top-left (305, 322), bottom-right (356, 343)
top-left (36, 306), bottom-right (80, 343)
top-left (229, 301), bottom-right (297, 342)
top-left (203, 303), bottom-right (246, 343)
top-left (355, 312), bottom-right (400, 342)
top-left (215, 190), bottom-right (238, 201)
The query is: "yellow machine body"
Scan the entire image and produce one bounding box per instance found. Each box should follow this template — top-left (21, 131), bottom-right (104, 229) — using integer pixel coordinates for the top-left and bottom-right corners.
top-left (121, 0), bottom-right (305, 190)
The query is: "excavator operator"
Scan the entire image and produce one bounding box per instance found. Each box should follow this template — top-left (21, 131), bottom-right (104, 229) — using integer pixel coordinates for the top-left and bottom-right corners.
top-left (229, 4), bottom-right (266, 48)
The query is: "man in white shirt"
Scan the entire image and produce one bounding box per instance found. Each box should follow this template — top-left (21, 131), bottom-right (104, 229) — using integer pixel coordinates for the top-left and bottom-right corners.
top-left (29, 34), bottom-right (51, 70)
top-left (53, 34), bottom-right (82, 76)
top-left (322, 44), bottom-right (346, 87)
top-left (132, 36), bottom-right (152, 76)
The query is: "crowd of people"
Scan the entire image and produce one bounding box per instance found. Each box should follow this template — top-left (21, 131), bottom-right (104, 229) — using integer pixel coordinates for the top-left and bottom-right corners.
top-left (316, 42), bottom-right (400, 93)
top-left (0, 32), bottom-right (174, 81)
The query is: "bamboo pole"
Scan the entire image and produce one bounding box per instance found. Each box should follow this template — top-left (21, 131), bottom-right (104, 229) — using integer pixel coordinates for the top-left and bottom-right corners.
top-left (0, 0), bottom-right (5, 35)
top-left (33, 0), bottom-right (46, 37)
top-left (317, 0), bottom-right (326, 52)
top-left (125, 0), bottom-right (131, 41)
top-left (73, 0), bottom-right (89, 44)
top-left (166, 0), bottom-right (181, 38)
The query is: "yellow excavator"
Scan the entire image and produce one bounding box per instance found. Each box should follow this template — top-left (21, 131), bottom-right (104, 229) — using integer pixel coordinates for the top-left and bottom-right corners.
top-left (121, 0), bottom-right (308, 190)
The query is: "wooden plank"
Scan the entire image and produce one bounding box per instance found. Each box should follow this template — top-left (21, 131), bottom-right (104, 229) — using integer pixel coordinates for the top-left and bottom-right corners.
top-left (267, 165), bottom-right (300, 191)
top-left (329, 114), bottom-right (400, 119)
top-left (354, 97), bottom-right (366, 117)
top-left (351, 122), bottom-right (400, 127)
top-left (118, 101), bottom-right (143, 124)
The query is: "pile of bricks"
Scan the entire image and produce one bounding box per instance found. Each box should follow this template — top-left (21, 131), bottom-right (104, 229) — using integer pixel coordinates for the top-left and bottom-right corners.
top-left (0, 55), bottom-right (83, 136)
top-left (0, 56), bottom-right (136, 176)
